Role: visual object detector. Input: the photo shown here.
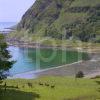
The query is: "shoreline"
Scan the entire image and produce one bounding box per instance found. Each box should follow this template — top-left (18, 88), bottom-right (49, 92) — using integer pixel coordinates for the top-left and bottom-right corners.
top-left (7, 41), bottom-right (100, 54)
top-left (8, 59), bottom-right (100, 79)
top-left (7, 41), bottom-right (100, 79)
top-left (85, 71), bottom-right (100, 78)
top-left (8, 61), bottom-right (82, 79)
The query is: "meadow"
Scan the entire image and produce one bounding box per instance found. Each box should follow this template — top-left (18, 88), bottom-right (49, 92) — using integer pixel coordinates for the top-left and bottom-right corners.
top-left (0, 76), bottom-right (100, 100)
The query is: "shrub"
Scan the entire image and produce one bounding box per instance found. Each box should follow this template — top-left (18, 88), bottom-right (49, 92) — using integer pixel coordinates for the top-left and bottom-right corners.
top-left (76, 71), bottom-right (84, 78)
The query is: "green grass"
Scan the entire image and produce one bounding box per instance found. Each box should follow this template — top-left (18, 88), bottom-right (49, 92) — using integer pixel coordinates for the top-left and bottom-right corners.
top-left (0, 77), bottom-right (100, 100)
top-left (71, 0), bottom-right (100, 7)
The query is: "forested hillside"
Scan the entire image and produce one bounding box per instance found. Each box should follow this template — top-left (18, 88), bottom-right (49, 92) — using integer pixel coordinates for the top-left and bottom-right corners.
top-left (14, 0), bottom-right (100, 42)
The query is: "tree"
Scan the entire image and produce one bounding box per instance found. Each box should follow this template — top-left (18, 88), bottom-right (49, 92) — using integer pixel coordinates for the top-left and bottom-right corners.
top-left (0, 34), bottom-right (14, 80)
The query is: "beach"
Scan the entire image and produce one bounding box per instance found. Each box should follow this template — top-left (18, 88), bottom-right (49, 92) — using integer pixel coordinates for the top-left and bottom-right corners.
top-left (8, 52), bottom-right (100, 79)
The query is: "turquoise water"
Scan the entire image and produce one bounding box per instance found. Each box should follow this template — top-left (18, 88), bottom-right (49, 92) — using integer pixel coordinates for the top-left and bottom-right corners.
top-left (8, 46), bottom-right (88, 75)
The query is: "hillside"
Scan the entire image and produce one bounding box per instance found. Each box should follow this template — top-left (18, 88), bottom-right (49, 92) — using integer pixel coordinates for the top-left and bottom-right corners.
top-left (13, 0), bottom-right (100, 42)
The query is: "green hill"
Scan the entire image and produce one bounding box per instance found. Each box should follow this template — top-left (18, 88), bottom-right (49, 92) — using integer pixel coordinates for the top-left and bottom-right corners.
top-left (13, 0), bottom-right (100, 42)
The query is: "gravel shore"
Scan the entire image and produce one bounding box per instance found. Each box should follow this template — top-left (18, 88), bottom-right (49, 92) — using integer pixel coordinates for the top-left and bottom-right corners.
top-left (8, 53), bottom-right (100, 79)
top-left (37, 53), bottom-right (100, 77)
top-left (36, 60), bottom-right (100, 78)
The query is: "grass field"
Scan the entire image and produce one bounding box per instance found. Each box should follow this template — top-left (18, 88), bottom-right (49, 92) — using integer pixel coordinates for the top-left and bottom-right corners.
top-left (71, 0), bottom-right (100, 7)
top-left (0, 77), bottom-right (100, 100)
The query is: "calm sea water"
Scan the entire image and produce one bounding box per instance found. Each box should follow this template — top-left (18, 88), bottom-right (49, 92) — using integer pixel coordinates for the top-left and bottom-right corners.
top-left (0, 22), bottom-right (16, 31)
top-left (8, 46), bottom-right (88, 75)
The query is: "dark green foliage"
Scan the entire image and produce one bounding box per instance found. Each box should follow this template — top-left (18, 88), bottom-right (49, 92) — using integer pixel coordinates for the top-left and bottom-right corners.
top-left (76, 23), bottom-right (95, 42)
top-left (0, 34), bottom-right (14, 80)
top-left (0, 88), bottom-right (40, 100)
top-left (44, 25), bottom-right (62, 39)
top-left (76, 71), bottom-right (84, 78)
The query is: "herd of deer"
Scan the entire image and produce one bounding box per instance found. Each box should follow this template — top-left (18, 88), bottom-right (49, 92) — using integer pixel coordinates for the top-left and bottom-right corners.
top-left (2, 82), bottom-right (55, 91)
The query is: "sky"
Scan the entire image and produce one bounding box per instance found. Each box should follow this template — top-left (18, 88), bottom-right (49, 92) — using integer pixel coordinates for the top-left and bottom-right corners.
top-left (0, 0), bottom-right (35, 22)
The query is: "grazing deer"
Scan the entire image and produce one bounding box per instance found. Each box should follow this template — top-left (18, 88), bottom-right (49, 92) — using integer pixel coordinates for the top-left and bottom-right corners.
top-left (45, 83), bottom-right (49, 87)
top-left (51, 85), bottom-right (55, 89)
top-left (4, 82), bottom-right (7, 91)
top-left (16, 84), bottom-right (19, 89)
top-left (27, 82), bottom-right (33, 88)
top-left (39, 82), bottom-right (43, 86)
top-left (22, 85), bottom-right (25, 88)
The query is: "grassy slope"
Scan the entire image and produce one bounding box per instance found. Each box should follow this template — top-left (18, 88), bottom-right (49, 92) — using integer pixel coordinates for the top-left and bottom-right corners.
top-left (0, 77), bottom-right (100, 100)
top-left (71, 0), bottom-right (100, 7)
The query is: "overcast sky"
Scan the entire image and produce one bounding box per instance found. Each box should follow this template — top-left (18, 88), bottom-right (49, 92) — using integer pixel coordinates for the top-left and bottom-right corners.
top-left (0, 0), bottom-right (35, 22)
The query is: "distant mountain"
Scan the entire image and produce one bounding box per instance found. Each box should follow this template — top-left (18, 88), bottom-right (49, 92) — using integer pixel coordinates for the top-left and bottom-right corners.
top-left (17, 0), bottom-right (100, 42)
